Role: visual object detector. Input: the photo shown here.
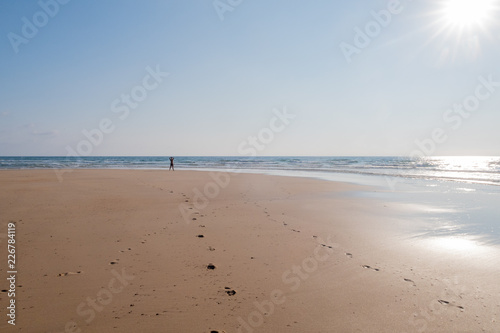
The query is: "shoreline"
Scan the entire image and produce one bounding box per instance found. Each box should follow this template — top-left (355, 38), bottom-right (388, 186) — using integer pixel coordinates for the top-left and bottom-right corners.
top-left (1, 155), bottom-right (499, 188)
top-left (2, 165), bottom-right (499, 187)
top-left (0, 169), bottom-right (499, 332)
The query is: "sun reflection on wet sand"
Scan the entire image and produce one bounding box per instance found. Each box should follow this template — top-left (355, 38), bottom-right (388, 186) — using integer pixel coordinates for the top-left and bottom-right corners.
top-left (419, 235), bottom-right (497, 258)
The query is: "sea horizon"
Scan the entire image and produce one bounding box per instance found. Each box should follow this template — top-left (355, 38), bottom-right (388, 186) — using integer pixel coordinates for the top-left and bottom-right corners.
top-left (1, 155), bottom-right (499, 186)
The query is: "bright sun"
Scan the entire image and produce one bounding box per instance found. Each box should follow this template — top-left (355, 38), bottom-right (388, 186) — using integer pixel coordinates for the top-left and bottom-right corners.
top-left (429, 0), bottom-right (498, 63)
top-left (443, 0), bottom-right (494, 27)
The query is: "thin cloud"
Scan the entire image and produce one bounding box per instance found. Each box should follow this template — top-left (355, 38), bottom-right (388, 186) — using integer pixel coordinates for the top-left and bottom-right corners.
top-left (31, 129), bottom-right (60, 137)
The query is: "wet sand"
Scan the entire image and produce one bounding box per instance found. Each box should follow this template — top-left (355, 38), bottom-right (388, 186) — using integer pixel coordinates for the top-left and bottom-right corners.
top-left (0, 169), bottom-right (499, 332)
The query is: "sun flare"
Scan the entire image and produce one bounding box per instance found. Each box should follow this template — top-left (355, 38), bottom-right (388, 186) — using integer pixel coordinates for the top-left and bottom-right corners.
top-left (428, 0), bottom-right (499, 63)
top-left (443, 0), bottom-right (494, 27)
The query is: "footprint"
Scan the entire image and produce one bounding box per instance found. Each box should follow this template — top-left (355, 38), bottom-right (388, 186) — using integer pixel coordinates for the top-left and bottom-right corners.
top-left (404, 278), bottom-right (416, 286)
top-left (208, 246), bottom-right (215, 251)
top-left (58, 271), bottom-right (82, 277)
top-left (225, 289), bottom-right (236, 296)
top-left (362, 265), bottom-right (380, 271)
top-left (438, 299), bottom-right (464, 309)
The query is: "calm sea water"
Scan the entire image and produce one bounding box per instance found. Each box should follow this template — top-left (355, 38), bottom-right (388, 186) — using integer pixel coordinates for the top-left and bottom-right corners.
top-left (1, 156), bottom-right (499, 186)
top-left (2, 156), bottom-right (500, 245)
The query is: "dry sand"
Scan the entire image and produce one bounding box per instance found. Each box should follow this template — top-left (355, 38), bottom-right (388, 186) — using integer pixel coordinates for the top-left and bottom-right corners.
top-left (0, 169), bottom-right (499, 332)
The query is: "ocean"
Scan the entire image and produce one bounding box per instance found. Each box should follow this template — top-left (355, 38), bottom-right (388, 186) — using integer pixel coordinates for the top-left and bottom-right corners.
top-left (2, 155), bottom-right (500, 245)
top-left (1, 156), bottom-right (499, 186)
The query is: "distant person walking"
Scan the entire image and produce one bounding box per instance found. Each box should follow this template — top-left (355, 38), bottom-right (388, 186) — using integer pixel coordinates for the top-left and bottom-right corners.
top-left (169, 157), bottom-right (175, 171)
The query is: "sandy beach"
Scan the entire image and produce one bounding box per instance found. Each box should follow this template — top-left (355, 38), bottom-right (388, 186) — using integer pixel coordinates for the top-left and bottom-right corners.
top-left (0, 169), bottom-right (499, 332)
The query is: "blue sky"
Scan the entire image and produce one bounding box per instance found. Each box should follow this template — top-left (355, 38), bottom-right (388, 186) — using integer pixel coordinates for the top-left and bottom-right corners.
top-left (1, 0), bottom-right (499, 156)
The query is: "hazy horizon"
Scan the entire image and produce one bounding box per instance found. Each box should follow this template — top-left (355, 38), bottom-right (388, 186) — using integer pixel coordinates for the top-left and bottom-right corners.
top-left (1, 154), bottom-right (500, 157)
